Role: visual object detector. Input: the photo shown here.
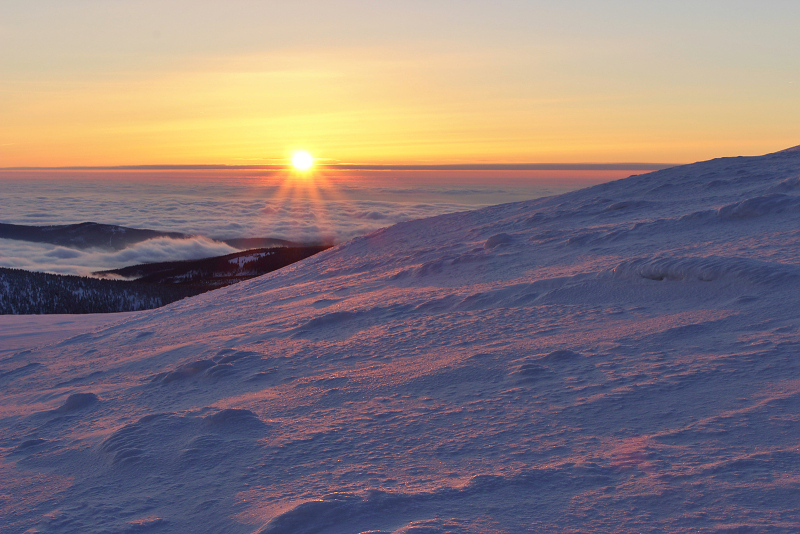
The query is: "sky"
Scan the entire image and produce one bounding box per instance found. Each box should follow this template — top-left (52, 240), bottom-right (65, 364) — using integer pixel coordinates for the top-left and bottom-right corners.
top-left (1, 0), bottom-right (798, 167)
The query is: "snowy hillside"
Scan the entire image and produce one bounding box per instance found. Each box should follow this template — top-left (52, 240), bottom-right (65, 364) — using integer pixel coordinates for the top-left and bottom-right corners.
top-left (2, 148), bottom-right (800, 533)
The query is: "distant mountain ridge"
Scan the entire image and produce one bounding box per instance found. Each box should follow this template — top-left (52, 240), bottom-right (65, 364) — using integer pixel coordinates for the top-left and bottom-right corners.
top-left (95, 246), bottom-right (330, 289)
top-left (0, 222), bottom-right (188, 251)
top-left (0, 221), bottom-right (310, 251)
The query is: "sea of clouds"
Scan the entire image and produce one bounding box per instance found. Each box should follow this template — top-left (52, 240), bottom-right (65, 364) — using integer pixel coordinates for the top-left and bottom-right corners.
top-left (0, 169), bottom-right (618, 275)
top-left (0, 237), bottom-right (238, 276)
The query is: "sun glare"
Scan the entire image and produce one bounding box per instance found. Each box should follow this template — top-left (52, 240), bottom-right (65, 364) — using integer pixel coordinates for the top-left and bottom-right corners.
top-left (291, 150), bottom-right (314, 171)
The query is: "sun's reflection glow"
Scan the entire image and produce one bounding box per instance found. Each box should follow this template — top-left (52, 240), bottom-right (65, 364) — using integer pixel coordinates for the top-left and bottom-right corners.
top-left (257, 159), bottom-right (354, 245)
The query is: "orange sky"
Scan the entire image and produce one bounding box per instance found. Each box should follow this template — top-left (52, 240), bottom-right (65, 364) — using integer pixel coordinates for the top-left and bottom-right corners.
top-left (1, 2), bottom-right (798, 167)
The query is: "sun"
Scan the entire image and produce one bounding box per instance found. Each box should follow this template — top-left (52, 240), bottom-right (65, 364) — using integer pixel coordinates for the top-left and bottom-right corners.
top-left (291, 150), bottom-right (314, 171)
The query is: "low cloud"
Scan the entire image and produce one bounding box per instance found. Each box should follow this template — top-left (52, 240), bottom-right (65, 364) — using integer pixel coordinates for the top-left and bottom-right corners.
top-left (0, 236), bottom-right (237, 276)
top-left (0, 170), bottom-right (610, 276)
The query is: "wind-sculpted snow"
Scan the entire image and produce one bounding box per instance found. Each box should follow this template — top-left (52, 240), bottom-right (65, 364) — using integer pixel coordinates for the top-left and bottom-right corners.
top-left (610, 255), bottom-right (800, 284)
top-left (257, 466), bottom-right (612, 534)
top-left (2, 148), bottom-right (800, 532)
top-left (716, 193), bottom-right (800, 220)
top-left (53, 392), bottom-right (100, 412)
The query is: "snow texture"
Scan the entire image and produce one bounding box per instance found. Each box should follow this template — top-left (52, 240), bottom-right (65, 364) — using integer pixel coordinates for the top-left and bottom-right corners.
top-left (2, 148), bottom-right (800, 532)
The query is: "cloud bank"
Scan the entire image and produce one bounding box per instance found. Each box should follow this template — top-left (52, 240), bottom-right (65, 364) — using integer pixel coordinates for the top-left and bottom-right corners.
top-left (0, 169), bottom-right (620, 275)
top-left (0, 236), bottom-right (237, 276)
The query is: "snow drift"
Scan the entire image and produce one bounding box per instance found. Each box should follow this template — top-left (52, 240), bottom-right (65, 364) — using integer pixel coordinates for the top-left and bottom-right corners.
top-left (2, 148), bottom-right (800, 533)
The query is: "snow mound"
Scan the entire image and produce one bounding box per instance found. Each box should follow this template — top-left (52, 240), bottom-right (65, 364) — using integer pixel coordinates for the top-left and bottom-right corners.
top-left (716, 193), bottom-right (800, 219)
top-left (150, 358), bottom-right (216, 384)
top-left (203, 408), bottom-right (268, 432)
top-left (610, 255), bottom-right (800, 284)
top-left (766, 175), bottom-right (800, 193)
top-left (54, 392), bottom-right (99, 412)
top-left (3, 146), bottom-right (800, 533)
top-left (483, 233), bottom-right (514, 248)
top-left (258, 467), bottom-right (608, 534)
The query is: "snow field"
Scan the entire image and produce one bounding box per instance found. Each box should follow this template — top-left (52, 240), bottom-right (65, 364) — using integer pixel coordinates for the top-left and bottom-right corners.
top-left (2, 148), bottom-right (800, 532)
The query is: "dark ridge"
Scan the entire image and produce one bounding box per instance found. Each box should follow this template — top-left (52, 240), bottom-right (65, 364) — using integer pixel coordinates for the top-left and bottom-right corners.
top-left (94, 246), bottom-right (331, 289)
top-left (1, 246), bottom-right (330, 314)
top-left (221, 237), bottom-right (309, 249)
top-left (0, 221), bottom-right (320, 252)
top-left (0, 222), bottom-right (189, 251)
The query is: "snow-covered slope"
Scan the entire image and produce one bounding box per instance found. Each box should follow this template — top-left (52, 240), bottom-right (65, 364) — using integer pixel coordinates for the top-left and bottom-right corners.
top-left (3, 148), bottom-right (800, 533)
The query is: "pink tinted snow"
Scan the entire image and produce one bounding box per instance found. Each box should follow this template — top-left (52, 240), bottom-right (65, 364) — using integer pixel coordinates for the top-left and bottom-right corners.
top-left (2, 148), bottom-right (800, 533)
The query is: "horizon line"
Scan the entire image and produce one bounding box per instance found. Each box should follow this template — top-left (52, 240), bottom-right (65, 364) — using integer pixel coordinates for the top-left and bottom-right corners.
top-left (0, 163), bottom-right (677, 171)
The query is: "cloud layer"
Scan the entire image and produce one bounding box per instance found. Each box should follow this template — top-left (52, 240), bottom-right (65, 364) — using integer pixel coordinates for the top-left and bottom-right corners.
top-left (0, 237), bottom-right (237, 276)
top-left (0, 170), bottom-right (617, 275)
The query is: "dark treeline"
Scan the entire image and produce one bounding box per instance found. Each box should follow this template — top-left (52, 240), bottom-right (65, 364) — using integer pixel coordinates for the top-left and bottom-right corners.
top-left (97, 246), bottom-right (330, 288)
top-left (0, 267), bottom-right (205, 315)
top-left (1, 246), bottom-right (331, 315)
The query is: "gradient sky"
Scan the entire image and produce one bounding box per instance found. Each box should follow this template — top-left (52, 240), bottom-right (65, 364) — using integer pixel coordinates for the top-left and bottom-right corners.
top-left (1, 0), bottom-right (798, 166)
